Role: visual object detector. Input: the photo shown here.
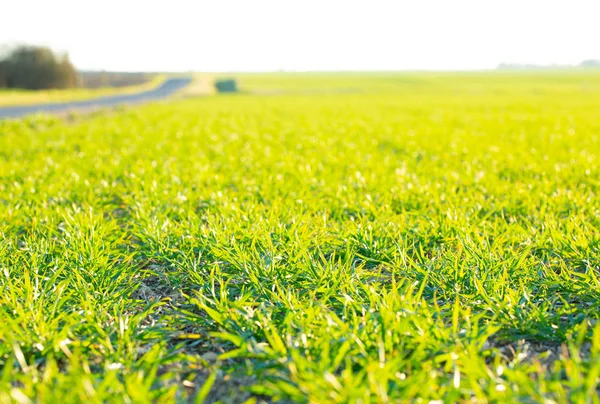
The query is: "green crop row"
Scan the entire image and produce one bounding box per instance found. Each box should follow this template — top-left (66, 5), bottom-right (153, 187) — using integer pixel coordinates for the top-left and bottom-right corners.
top-left (1, 72), bottom-right (599, 402)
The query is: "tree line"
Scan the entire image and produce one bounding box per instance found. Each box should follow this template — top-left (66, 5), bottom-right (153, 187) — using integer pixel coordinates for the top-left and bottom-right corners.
top-left (0, 45), bottom-right (79, 90)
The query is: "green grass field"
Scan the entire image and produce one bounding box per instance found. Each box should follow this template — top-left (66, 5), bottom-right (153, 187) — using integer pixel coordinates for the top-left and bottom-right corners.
top-left (1, 72), bottom-right (600, 403)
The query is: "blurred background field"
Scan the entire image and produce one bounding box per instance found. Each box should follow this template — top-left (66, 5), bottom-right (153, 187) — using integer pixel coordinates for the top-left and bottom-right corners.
top-left (234, 70), bottom-right (600, 95)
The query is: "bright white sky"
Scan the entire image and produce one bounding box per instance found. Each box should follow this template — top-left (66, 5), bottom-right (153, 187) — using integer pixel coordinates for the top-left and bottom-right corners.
top-left (2, 0), bottom-right (599, 72)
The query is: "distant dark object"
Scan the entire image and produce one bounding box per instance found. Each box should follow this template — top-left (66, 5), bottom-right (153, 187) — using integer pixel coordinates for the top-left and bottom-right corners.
top-left (0, 45), bottom-right (79, 90)
top-left (580, 60), bottom-right (600, 68)
top-left (215, 79), bottom-right (238, 93)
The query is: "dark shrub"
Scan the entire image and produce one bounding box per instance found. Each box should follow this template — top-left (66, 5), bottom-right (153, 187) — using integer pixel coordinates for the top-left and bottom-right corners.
top-left (0, 45), bottom-right (80, 90)
top-left (215, 78), bottom-right (238, 93)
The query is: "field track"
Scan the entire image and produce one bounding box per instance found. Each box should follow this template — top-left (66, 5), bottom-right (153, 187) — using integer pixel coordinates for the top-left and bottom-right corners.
top-left (0, 77), bottom-right (191, 119)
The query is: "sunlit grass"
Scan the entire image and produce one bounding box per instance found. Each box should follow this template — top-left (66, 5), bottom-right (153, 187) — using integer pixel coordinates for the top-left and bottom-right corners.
top-left (1, 72), bottom-right (600, 402)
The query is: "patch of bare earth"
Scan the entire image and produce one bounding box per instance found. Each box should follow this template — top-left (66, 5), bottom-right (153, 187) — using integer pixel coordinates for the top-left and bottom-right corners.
top-left (486, 338), bottom-right (593, 370)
